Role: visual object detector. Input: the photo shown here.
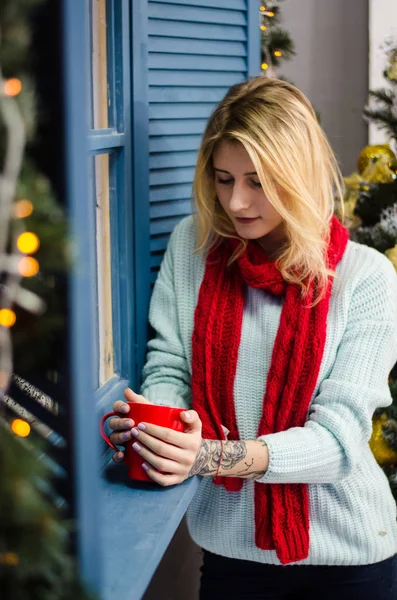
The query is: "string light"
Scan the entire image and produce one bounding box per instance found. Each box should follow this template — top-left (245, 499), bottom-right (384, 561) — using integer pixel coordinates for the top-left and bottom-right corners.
top-left (274, 50), bottom-right (282, 57)
top-left (266, 11), bottom-right (275, 16)
top-left (260, 25), bottom-right (267, 31)
top-left (261, 63), bottom-right (269, 71)
top-left (260, 5), bottom-right (266, 11)
top-left (0, 552), bottom-right (20, 566)
top-left (12, 419), bottom-right (31, 438)
top-left (4, 78), bottom-right (22, 97)
top-left (17, 232), bottom-right (40, 254)
top-left (0, 309), bottom-right (16, 328)
top-left (18, 257), bottom-right (39, 277)
top-left (14, 199), bottom-right (33, 218)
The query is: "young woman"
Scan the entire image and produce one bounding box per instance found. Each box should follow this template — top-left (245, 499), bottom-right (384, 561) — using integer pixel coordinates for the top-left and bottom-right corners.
top-left (109, 78), bottom-right (397, 599)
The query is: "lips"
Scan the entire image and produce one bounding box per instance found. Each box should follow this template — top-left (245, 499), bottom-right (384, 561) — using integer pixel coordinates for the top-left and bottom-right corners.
top-left (235, 217), bottom-right (259, 224)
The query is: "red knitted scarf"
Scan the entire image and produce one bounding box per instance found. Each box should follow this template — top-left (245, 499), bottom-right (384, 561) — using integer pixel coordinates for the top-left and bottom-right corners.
top-left (191, 215), bottom-right (349, 565)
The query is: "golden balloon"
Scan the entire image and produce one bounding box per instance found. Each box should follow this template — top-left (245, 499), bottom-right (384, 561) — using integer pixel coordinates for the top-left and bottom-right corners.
top-left (370, 413), bottom-right (397, 466)
top-left (357, 144), bottom-right (397, 175)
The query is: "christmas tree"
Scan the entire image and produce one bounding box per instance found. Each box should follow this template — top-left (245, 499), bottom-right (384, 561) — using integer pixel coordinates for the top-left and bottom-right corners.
top-left (259, 1), bottom-right (295, 76)
top-left (342, 40), bottom-right (397, 499)
top-left (0, 1), bottom-right (95, 598)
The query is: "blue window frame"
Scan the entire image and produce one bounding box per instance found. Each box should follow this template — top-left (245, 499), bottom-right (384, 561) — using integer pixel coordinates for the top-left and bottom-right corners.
top-left (62, 0), bottom-right (261, 597)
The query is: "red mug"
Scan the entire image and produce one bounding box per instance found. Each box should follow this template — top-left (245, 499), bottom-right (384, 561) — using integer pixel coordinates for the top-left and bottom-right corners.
top-left (100, 402), bottom-right (185, 482)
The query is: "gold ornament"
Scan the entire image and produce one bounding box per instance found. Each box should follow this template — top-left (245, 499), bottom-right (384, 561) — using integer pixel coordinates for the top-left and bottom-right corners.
top-left (361, 153), bottom-right (397, 184)
top-left (357, 144), bottom-right (397, 175)
top-left (385, 245), bottom-right (397, 272)
top-left (341, 172), bottom-right (363, 229)
top-left (370, 413), bottom-right (397, 466)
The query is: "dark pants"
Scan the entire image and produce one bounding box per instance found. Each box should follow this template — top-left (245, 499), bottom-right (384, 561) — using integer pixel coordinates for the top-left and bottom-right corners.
top-left (199, 549), bottom-right (397, 600)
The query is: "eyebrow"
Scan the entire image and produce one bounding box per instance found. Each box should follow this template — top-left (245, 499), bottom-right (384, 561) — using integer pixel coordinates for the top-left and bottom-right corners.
top-left (214, 168), bottom-right (257, 176)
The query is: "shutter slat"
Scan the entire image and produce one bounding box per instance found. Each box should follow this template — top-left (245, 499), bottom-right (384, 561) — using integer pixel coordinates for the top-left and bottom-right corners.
top-left (149, 3), bottom-right (246, 26)
top-left (150, 216), bottom-right (185, 236)
top-left (149, 0), bottom-right (246, 10)
top-left (148, 20), bottom-right (246, 41)
top-left (149, 152), bottom-right (197, 169)
top-left (149, 118), bottom-right (208, 136)
top-left (149, 70), bottom-right (245, 86)
top-left (150, 183), bottom-right (193, 203)
top-left (150, 166), bottom-right (195, 186)
top-left (149, 37), bottom-right (246, 57)
top-left (149, 135), bottom-right (202, 153)
top-left (149, 151), bottom-right (197, 169)
top-left (150, 199), bottom-right (193, 219)
top-left (149, 103), bottom-right (214, 120)
top-left (150, 235), bottom-right (171, 253)
top-left (149, 53), bottom-right (246, 72)
top-left (149, 86), bottom-right (229, 103)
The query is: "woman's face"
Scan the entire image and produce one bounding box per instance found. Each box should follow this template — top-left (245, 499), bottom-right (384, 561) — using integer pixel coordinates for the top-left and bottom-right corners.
top-left (212, 139), bottom-right (283, 240)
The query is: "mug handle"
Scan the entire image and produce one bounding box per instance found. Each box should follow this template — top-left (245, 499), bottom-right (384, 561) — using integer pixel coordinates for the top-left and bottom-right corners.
top-left (100, 411), bottom-right (121, 453)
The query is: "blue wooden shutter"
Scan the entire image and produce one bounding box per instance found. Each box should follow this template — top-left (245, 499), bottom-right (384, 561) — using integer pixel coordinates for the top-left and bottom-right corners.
top-left (147, 0), bottom-right (260, 284)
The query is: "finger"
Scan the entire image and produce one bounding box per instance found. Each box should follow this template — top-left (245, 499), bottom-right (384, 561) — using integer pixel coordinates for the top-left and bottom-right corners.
top-left (135, 421), bottom-right (198, 449)
top-left (132, 442), bottom-right (185, 476)
top-left (142, 463), bottom-right (182, 487)
top-left (124, 387), bottom-right (151, 404)
top-left (109, 417), bottom-right (135, 431)
top-left (113, 400), bottom-right (130, 413)
top-left (180, 410), bottom-right (202, 434)
top-left (112, 451), bottom-right (124, 463)
top-left (130, 428), bottom-right (190, 464)
top-left (110, 430), bottom-right (133, 445)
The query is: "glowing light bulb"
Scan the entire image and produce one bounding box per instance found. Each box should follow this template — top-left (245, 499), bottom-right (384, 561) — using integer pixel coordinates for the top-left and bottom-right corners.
top-left (18, 257), bottom-right (39, 277)
top-left (17, 232), bottom-right (40, 254)
top-left (260, 5), bottom-right (266, 11)
top-left (15, 200), bottom-right (33, 218)
top-left (12, 419), bottom-right (31, 438)
top-left (274, 50), bottom-right (282, 57)
top-left (0, 309), bottom-right (16, 328)
top-left (4, 78), bottom-right (22, 97)
top-left (261, 25), bottom-right (267, 31)
top-left (261, 63), bottom-right (269, 70)
top-left (267, 11), bottom-right (275, 16)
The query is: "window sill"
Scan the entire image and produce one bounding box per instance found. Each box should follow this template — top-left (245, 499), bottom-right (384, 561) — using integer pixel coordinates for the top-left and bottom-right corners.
top-left (101, 462), bottom-right (200, 600)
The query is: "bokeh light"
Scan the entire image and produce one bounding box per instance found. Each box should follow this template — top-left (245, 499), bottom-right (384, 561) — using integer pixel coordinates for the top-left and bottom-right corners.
top-left (17, 232), bottom-right (40, 254)
top-left (11, 419), bottom-right (31, 438)
top-left (15, 200), bottom-right (33, 218)
top-left (18, 256), bottom-right (39, 277)
top-left (4, 78), bottom-right (22, 97)
top-left (0, 309), bottom-right (16, 328)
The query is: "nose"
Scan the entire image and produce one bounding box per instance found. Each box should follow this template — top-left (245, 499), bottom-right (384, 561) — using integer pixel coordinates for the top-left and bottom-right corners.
top-left (228, 183), bottom-right (252, 214)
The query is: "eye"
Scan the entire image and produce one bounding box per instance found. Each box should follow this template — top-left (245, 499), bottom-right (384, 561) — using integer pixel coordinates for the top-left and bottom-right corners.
top-left (251, 180), bottom-right (262, 188)
top-left (217, 178), bottom-right (233, 185)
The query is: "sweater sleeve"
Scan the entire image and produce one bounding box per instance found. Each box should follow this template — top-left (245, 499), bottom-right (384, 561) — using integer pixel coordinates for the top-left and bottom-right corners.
top-left (256, 255), bottom-right (397, 485)
top-left (140, 224), bottom-right (192, 410)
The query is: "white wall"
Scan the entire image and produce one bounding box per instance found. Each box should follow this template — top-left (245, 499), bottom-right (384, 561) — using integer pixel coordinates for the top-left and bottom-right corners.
top-left (278, 0), bottom-right (369, 175)
top-left (369, 0), bottom-right (397, 147)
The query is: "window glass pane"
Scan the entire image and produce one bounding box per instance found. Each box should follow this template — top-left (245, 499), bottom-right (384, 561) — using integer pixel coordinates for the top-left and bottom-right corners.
top-left (91, 0), bottom-right (109, 129)
top-left (94, 153), bottom-right (114, 385)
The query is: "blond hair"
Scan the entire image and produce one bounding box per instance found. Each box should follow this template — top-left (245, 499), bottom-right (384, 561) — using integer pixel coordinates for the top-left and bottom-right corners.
top-left (193, 77), bottom-right (345, 302)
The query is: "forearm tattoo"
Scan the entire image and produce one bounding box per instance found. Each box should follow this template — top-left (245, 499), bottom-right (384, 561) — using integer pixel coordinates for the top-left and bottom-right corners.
top-left (189, 439), bottom-right (267, 479)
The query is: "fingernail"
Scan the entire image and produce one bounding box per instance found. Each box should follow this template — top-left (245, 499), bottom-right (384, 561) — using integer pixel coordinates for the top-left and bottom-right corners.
top-left (121, 405), bottom-right (129, 413)
top-left (183, 411), bottom-right (191, 419)
top-left (132, 442), bottom-right (142, 452)
top-left (131, 428), bottom-right (139, 437)
top-left (137, 423), bottom-right (146, 431)
top-left (142, 463), bottom-right (149, 471)
top-left (124, 420), bottom-right (133, 428)
top-left (123, 431), bottom-right (131, 441)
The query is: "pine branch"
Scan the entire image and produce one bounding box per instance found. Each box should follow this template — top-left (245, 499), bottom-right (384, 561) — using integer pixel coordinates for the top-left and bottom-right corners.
top-left (368, 89), bottom-right (395, 106)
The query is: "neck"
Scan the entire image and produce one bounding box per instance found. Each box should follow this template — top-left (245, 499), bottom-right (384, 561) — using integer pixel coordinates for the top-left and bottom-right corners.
top-left (256, 222), bottom-right (287, 261)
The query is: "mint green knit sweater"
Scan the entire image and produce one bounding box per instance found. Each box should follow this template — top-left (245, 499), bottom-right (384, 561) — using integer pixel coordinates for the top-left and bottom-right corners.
top-left (141, 215), bottom-right (397, 566)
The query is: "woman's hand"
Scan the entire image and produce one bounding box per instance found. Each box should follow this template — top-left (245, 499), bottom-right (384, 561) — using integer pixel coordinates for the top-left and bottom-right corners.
top-left (109, 388), bottom-right (151, 463)
top-left (130, 410), bottom-right (203, 486)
